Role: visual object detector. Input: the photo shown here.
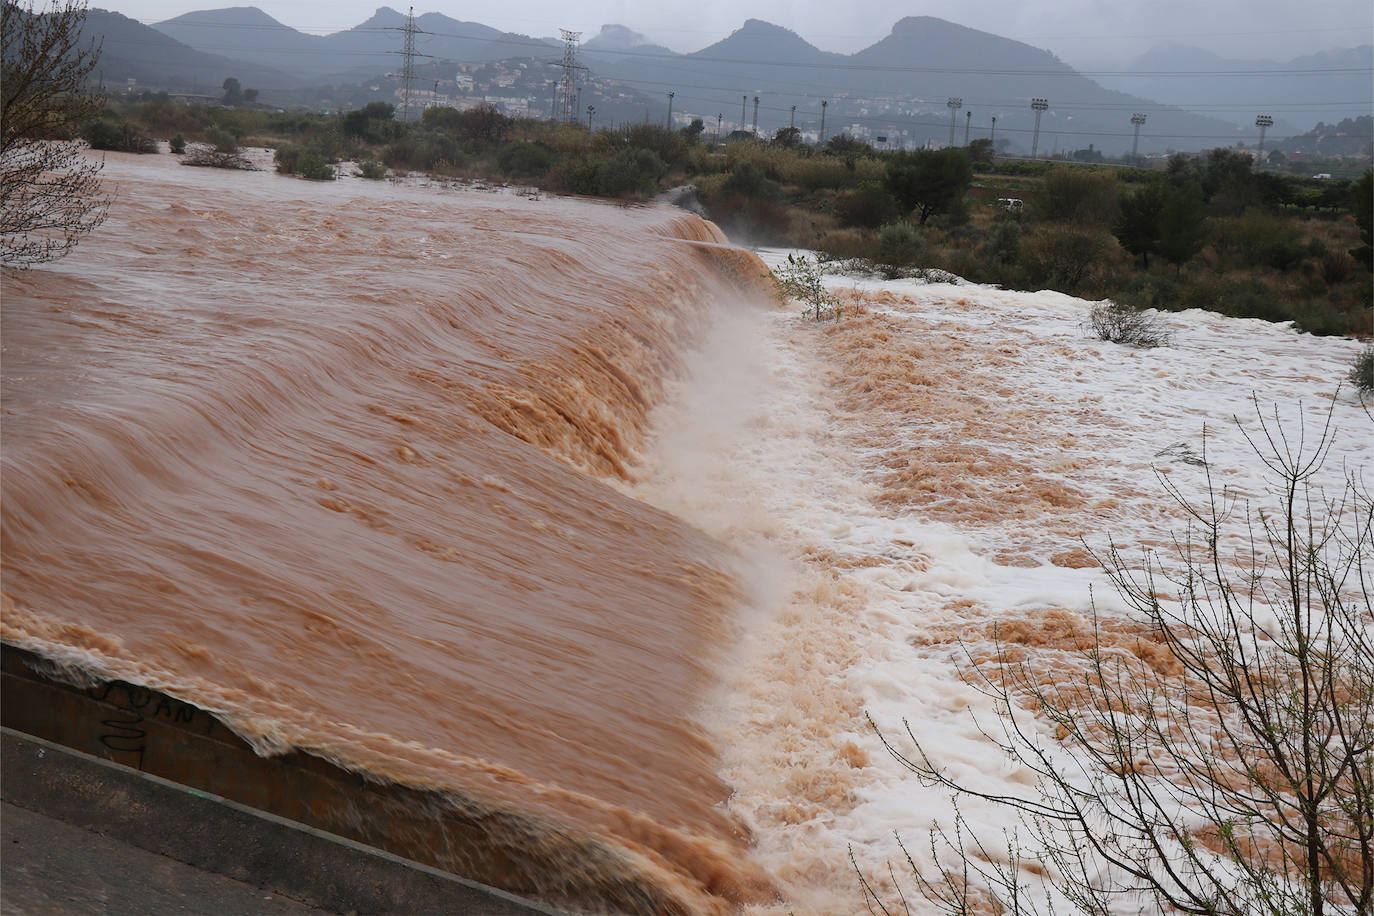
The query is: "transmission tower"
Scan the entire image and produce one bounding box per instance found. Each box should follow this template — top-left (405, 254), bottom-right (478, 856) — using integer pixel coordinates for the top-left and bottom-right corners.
top-left (387, 7), bottom-right (428, 121)
top-left (557, 30), bottom-right (587, 121)
top-left (1130, 113), bottom-right (1147, 158)
top-left (946, 97), bottom-right (962, 147)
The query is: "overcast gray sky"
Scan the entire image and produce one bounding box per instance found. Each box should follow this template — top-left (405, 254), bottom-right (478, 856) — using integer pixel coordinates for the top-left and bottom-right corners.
top-left (105, 0), bottom-right (1372, 64)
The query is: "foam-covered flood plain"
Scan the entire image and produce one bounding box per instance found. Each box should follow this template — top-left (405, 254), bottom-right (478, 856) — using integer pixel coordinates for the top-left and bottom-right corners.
top-left (623, 249), bottom-right (1369, 913)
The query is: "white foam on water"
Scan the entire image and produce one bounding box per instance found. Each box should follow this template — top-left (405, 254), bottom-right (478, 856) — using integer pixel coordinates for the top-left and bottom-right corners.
top-left (624, 251), bottom-right (1369, 913)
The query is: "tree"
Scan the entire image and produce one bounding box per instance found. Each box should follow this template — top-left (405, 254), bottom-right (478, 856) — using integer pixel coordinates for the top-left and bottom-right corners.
top-left (885, 148), bottom-right (972, 225)
top-left (1115, 178), bottom-right (1206, 271)
top-left (1156, 180), bottom-right (1207, 270)
top-left (771, 125), bottom-right (801, 148)
top-left (967, 137), bottom-right (995, 168)
top-left (866, 403), bottom-right (1373, 916)
top-left (1114, 180), bottom-right (1165, 268)
top-left (681, 118), bottom-right (705, 145)
top-left (1351, 169), bottom-right (1372, 271)
top-left (1, 0), bottom-right (110, 267)
top-left (221, 76), bottom-right (242, 105)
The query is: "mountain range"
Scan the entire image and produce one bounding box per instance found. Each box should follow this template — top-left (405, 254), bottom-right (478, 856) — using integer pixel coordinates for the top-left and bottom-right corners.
top-left (80, 5), bottom-right (1371, 155)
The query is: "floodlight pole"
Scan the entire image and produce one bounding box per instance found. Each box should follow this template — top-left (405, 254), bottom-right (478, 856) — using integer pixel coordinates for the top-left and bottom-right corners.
top-left (1030, 97), bottom-right (1048, 158)
top-left (1255, 114), bottom-right (1273, 158)
top-left (1130, 113), bottom-right (1147, 158)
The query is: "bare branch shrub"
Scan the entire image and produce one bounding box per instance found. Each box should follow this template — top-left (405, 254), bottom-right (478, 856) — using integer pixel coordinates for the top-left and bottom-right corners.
top-left (1086, 301), bottom-right (1173, 348)
top-left (1, 0), bottom-right (110, 267)
top-left (866, 400), bottom-right (1373, 916)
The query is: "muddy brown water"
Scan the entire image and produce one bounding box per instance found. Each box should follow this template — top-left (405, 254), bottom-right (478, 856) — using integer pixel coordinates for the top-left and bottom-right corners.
top-left (1, 153), bottom-right (775, 912)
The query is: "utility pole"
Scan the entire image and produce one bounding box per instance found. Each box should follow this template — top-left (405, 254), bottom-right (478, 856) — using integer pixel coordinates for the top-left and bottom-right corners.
top-left (1255, 113), bottom-right (1273, 159)
top-left (716, 113), bottom-right (722, 144)
top-left (741, 95), bottom-right (747, 130)
top-left (386, 7), bottom-right (427, 121)
top-left (820, 99), bottom-right (828, 144)
top-left (575, 86), bottom-right (582, 122)
top-left (990, 115), bottom-right (996, 146)
top-left (790, 104), bottom-right (796, 128)
top-left (557, 29), bottom-right (586, 122)
top-left (1130, 113), bottom-right (1147, 158)
top-left (1030, 97), bottom-right (1048, 158)
top-left (946, 97), bottom-right (962, 147)
top-left (752, 95), bottom-right (759, 135)
top-left (666, 91), bottom-right (674, 128)
top-left (964, 109), bottom-right (971, 146)
top-left (587, 105), bottom-right (594, 131)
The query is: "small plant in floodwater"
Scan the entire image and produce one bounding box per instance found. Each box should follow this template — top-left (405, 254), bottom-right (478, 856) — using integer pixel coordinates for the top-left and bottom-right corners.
top-left (773, 253), bottom-right (842, 321)
top-left (1085, 300), bottom-right (1171, 348)
top-left (1349, 345), bottom-right (1373, 393)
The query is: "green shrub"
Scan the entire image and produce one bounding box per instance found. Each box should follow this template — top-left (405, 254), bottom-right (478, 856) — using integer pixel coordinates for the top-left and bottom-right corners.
top-left (555, 159), bottom-right (603, 196)
top-left (835, 182), bottom-right (900, 228)
top-left (81, 117), bottom-right (156, 153)
top-left (497, 141), bottom-right (553, 178)
top-left (382, 131), bottom-right (462, 171)
top-left (169, 133), bottom-right (186, 154)
top-left (1348, 345), bottom-right (1373, 392)
top-left (1036, 166), bottom-right (1119, 225)
top-left (273, 143), bottom-right (334, 179)
top-left (1210, 212), bottom-right (1307, 271)
top-left (1020, 226), bottom-right (1121, 293)
top-left (1115, 273), bottom-right (1181, 311)
top-left (355, 159), bottom-right (386, 180)
top-left (203, 125), bottom-right (238, 154)
top-left (720, 161), bottom-right (781, 200)
top-left (295, 152), bottom-right (334, 180)
top-left (877, 221), bottom-right (922, 266)
top-left (983, 219), bottom-right (1022, 266)
top-left (598, 148), bottom-right (666, 196)
top-left (1208, 280), bottom-right (1293, 323)
top-left (621, 124), bottom-right (688, 169)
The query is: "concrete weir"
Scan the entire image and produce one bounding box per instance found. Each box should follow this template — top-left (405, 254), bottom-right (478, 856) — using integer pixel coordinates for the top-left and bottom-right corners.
top-left (0, 645), bottom-right (571, 914)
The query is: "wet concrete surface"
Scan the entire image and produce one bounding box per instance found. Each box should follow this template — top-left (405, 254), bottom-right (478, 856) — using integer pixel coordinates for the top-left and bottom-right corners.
top-left (2, 800), bottom-right (331, 915)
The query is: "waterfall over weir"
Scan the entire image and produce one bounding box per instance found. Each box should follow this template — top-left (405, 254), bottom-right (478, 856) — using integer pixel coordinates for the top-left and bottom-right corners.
top-left (1, 153), bottom-right (776, 913)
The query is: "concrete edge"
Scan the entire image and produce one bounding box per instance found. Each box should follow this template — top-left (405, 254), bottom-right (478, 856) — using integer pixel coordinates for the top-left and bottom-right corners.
top-left (2, 727), bottom-right (567, 915)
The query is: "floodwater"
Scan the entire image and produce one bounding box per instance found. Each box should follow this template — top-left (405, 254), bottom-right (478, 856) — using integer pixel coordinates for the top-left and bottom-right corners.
top-left (1, 152), bottom-right (775, 912)
top-left (6, 151), bottom-right (1368, 916)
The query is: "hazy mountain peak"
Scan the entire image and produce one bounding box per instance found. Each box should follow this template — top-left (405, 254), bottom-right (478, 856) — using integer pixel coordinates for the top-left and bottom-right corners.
top-left (738, 18), bottom-right (793, 34)
top-left (587, 24), bottom-right (651, 49)
top-left (156, 5), bottom-right (289, 27)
